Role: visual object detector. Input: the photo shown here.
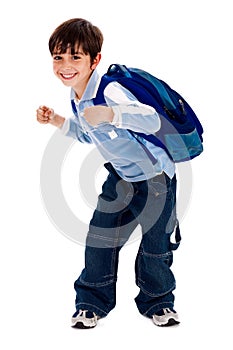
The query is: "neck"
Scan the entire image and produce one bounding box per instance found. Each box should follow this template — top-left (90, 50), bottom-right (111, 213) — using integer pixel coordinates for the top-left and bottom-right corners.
top-left (74, 76), bottom-right (92, 100)
top-left (74, 85), bottom-right (86, 100)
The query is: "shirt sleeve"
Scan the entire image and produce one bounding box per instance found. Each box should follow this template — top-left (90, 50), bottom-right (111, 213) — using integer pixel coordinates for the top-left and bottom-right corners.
top-left (60, 117), bottom-right (93, 144)
top-left (103, 81), bottom-right (161, 134)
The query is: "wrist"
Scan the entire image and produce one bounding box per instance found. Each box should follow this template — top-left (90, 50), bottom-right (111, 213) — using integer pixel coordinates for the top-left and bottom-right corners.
top-left (49, 114), bottom-right (65, 128)
top-left (111, 106), bottom-right (122, 127)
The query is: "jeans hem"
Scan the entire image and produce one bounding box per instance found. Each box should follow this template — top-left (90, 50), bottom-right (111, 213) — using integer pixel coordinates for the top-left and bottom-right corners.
top-left (75, 302), bottom-right (109, 318)
top-left (142, 302), bottom-right (175, 318)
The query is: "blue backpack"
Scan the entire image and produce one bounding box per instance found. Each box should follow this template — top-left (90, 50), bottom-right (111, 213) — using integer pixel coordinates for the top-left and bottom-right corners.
top-left (93, 64), bottom-right (203, 162)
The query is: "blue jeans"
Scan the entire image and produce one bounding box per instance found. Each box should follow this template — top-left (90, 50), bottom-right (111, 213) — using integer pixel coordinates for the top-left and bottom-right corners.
top-left (74, 163), bottom-right (181, 318)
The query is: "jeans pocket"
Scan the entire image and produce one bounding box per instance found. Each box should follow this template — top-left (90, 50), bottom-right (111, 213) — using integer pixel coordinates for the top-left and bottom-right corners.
top-left (136, 249), bottom-right (176, 297)
top-left (149, 180), bottom-right (168, 197)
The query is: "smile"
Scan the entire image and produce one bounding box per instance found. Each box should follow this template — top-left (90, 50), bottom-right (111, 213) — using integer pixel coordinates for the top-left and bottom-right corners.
top-left (60, 73), bottom-right (77, 80)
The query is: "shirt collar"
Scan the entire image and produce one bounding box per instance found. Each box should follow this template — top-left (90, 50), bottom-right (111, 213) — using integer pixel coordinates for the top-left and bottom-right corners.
top-left (70, 69), bottom-right (101, 102)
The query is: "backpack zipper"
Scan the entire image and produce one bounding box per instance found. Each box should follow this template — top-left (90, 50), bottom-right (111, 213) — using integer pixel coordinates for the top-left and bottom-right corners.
top-left (179, 99), bottom-right (186, 115)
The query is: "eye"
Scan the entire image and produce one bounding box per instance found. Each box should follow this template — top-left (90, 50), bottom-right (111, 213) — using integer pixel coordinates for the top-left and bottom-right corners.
top-left (53, 55), bottom-right (62, 61)
top-left (72, 55), bottom-right (81, 61)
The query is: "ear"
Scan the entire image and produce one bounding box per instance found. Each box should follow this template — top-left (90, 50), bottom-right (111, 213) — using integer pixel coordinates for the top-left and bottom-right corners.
top-left (91, 52), bottom-right (101, 70)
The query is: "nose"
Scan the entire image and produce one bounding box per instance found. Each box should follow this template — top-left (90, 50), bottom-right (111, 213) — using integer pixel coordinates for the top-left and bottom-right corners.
top-left (62, 63), bottom-right (73, 70)
top-left (60, 58), bottom-right (74, 70)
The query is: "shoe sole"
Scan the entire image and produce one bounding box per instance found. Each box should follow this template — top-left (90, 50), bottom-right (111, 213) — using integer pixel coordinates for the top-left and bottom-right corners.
top-left (72, 322), bottom-right (96, 329)
top-left (156, 318), bottom-right (180, 327)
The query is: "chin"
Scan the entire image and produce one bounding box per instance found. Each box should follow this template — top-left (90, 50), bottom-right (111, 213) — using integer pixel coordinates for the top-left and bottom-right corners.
top-left (61, 79), bottom-right (74, 87)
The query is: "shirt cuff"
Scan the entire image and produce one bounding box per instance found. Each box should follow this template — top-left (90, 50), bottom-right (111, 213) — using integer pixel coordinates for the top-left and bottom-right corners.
top-left (111, 105), bottom-right (122, 127)
top-left (60, 118), bottom-right (70, 135)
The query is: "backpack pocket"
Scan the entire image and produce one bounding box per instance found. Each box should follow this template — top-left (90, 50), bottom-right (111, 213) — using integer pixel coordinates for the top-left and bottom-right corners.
top-left (164, 128), bottom-right (203, 162)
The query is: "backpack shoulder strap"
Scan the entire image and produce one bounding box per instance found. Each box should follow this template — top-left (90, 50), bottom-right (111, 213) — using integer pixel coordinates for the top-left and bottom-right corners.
top-left (93, 64), bottom-right (129, 105)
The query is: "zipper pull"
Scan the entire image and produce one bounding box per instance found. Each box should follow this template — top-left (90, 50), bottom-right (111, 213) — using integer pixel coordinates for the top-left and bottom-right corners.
top-left (179, 99), bottom-right (186, 115)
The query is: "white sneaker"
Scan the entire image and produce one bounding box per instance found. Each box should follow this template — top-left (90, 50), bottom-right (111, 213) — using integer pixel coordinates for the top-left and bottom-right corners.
top-left (152, 308), bottom-right (180, 327)
top-left (71, 310), bottom-right (98, 329)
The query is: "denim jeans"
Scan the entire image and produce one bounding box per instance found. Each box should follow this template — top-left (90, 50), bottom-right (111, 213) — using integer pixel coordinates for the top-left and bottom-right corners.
top-left (74, 163), bottom-right (181, 318)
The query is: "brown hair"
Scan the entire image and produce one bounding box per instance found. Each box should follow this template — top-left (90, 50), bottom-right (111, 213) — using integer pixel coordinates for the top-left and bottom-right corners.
top-left (49, 18), bottom-right (103, 64)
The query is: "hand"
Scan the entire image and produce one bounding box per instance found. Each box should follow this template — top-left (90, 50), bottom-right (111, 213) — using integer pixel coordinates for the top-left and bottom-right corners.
top-left (82, 106), bottom-right (114, 126)
top-left (36, 105), bottom-right (54, 124)
top-left (36, 105), bottom-right (65, 128)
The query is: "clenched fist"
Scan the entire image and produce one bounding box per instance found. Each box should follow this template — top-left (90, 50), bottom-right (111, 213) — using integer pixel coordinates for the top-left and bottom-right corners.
top-left (36, 105), bottom-right (65, 128)
top-left (36, 106), bottom-right (54, 124)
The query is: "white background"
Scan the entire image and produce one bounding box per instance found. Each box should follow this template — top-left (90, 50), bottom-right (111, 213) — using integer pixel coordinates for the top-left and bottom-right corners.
top-left (1, 0), bottom-right (232, 348)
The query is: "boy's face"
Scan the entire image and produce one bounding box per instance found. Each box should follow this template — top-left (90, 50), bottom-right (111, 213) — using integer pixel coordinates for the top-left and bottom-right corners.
top-left (52, 46), bottom-right (101, 97)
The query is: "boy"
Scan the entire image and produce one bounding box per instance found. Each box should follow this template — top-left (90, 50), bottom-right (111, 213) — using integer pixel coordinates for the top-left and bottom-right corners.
top-left (37, 18), bottom-right (180, 328)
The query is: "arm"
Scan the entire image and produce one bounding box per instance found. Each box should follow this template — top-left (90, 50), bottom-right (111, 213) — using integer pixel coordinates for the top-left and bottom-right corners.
top-left (103, 81), bottom-right (161, 134)
top-left (82, 81), bottom-right (161, 134)
top-left (36, 105), bottom-right (92, 143)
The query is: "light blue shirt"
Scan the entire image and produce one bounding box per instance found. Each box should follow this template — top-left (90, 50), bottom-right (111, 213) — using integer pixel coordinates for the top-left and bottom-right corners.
top-left (61, 69), bottom-right (175, 182)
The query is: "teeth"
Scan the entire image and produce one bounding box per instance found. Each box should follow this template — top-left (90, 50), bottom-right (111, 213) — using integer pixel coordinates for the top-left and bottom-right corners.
top-left (61, 73), bottom-right (76, 79)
